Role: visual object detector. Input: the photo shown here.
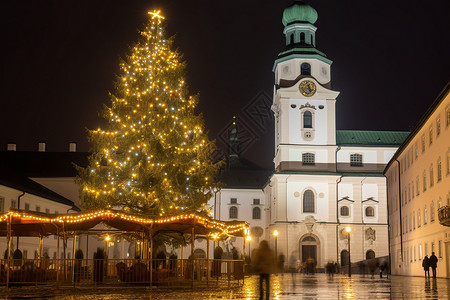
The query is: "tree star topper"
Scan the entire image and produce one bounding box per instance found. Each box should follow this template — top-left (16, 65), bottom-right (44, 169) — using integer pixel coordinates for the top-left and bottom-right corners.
top-left (148, 10), bottom-right (165, 22)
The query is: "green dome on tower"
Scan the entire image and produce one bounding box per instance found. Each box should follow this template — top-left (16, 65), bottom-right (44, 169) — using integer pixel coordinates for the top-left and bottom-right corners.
top-left (282, 0), bottom-right (318, 26)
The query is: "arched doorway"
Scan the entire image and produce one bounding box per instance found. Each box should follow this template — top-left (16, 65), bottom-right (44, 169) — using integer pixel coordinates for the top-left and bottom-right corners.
top-left (366, 250), bottom-right (375, 260)
top-left (300, 235), bottom-right (318, 265)
top-left (341, 250), bottom-right (349, 266)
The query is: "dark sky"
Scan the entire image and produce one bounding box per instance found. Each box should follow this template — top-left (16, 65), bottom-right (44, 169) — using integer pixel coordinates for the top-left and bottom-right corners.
top-left (1, 0), bottom-right (449, 168)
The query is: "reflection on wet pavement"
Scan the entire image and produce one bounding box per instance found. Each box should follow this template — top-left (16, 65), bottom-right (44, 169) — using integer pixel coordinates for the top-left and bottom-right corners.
top-left (1, 273), bottom-right (449, 299)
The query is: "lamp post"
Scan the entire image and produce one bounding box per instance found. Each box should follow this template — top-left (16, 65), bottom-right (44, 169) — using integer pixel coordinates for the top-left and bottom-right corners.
top-left (273, 230), bottom-right (279, 262)
top-left (246, 235), bottom-right (252, 258)
top-left (105, 235), bottom-right (111, 258)
top-left (345, 226), bottom-right (351, 277)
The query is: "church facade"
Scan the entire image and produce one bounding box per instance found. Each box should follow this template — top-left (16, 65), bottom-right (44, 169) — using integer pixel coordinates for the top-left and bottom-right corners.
top-left (212, 1), bottom-right (409, 270)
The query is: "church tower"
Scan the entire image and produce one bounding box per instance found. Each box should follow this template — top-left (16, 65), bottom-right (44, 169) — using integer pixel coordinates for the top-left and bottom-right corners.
top-left (266, 0), bottom-right (398, 271)
top-left (272, 0), bottom-right (339, 171)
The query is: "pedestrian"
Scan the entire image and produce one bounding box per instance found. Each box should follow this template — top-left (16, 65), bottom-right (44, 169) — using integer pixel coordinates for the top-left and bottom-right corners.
top-left (429, 252), bottom-right (438, 278)
top-left (253, 240), bottom-right (276, 300)
top-left (422, 255), bottom-right (430, 278)
top-left (368, 257), bottom-right (377, 279)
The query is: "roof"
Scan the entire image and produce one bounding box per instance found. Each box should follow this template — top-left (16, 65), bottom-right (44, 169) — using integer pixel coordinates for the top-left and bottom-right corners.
top-left (336, 130), bottom-right (410, 147)
top-left (275, 170), bottom-right (385, 177)
top-left (0, 151), bottom-right (89, 177)
top-left (0, 167), bottom-right (78, 210)
top-left (384, 82), bottom-right (450, 172)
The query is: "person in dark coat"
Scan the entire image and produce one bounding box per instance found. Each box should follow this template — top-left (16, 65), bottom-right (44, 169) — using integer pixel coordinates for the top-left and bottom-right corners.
top-left (422, 255), bottom-right (430, 278)
top-left (429, 252), bottom-right (438, 278)
top-left (253, 240), bottom-right (276, 300)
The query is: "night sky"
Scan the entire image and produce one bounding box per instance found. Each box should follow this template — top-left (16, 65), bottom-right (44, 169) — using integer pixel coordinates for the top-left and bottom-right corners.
top-left (1, 0), bottom-right (449, 168)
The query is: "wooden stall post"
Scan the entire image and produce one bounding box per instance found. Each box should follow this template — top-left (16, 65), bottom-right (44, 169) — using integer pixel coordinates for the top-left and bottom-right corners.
top-left (38, 235), bottom-right (43, 268)
top-left (206, 238), bottom-right (210, 284)
top-left (149, 227), bottom-right (153, 286)
top-left (72, 235), bottom-right (77, 283)
top-left (6, 213), bottom-right (11, 289)
top-left (191, 226), bottom-right (195, 287)
top-left (56, 226), bottom-right (60, 285)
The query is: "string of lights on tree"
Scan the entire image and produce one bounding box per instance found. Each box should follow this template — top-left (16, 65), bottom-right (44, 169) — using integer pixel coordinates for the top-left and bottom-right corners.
top-left (77, 10), bottom-right (222, 217)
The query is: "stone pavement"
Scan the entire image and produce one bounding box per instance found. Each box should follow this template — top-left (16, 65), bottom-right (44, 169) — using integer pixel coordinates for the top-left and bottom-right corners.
top-left (1, 273), bottom-right (449, 299)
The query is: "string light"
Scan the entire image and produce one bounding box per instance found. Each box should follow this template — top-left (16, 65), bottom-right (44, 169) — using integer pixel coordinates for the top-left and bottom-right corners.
top-left (0, 210), bottom-right (248, 239)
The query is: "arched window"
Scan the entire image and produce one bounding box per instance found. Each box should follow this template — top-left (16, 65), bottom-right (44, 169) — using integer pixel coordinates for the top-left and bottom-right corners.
top-left (366, 250), bottom-right (375, 260)
top-left (302, 236), bottom-right (316, 242)
top-left (229, 206), bottom-right (238, 219)
top-left (310, 34), bottom-right (314, 46)
top-left (302, 152), bottom-right (315, 165)
top-left (340, 206), bottom-right (349, 216)
top-left (290, 34), bottom-right (295, 45)
top-left (301, 63), bottom-right (311, 75)
top-left (252, 207), bottom-right (261, 219)
top-left (194, 249), bottom-right (206, 259)
top-left (365, 206), bottom-right (375, 217)
top-left (300, 32), bottom-right (305, 43)
top-left (303, 111), bottom-right (312, 128)
top-left (303, 190), bottom-right (315, 213)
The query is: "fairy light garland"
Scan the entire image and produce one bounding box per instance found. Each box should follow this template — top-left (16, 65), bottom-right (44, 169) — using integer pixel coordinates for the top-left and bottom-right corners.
top-left (0, 210), bottom-right (248, 239)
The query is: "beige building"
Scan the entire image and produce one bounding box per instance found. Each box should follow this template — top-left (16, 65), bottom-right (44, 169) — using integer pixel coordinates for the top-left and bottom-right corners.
top-left (385, 83), bottom-right (450, 277)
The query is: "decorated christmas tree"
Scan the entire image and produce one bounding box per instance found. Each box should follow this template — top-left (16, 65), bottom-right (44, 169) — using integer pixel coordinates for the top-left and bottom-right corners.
top-left (77, 10), bottom-right (222, 217)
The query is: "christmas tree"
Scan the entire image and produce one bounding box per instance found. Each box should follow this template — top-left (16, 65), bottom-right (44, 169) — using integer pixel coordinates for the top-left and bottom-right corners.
top-left (77, 10), bottom-right (222, 217)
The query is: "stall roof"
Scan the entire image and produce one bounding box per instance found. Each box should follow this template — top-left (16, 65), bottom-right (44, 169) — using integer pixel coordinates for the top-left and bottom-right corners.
top-left (0, 209), bottom-right (248, 240)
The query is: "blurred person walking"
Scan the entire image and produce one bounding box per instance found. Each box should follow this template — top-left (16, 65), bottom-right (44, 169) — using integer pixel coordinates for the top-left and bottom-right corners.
top-left (253, 240), bottom-right (276, 300)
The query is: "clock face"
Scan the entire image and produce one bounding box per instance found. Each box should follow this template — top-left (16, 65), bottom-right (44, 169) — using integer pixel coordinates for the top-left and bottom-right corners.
top-left (299, 80), bottom-right (316, 97)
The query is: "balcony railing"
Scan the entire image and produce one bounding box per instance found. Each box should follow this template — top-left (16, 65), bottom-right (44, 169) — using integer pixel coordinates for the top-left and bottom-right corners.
top-left (438, 205), bottom-right (450, 227)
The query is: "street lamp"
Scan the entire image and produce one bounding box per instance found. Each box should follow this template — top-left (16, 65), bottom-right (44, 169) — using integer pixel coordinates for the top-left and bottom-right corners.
top-left (345, 226), bottom-right (351, 277)
top-left (246, 235), bottom-right (252, 258)
top-left (273, 230), bottom-right (279, 262)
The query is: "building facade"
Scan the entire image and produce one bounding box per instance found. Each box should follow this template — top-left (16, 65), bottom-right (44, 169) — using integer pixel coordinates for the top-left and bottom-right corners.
top-left (212, 1), bottom-right (408, 271)
top-left (385, 83), bottom-right (450, 277)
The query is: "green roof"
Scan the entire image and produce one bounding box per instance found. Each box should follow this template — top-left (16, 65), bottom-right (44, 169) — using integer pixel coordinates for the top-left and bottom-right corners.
top-left (336, 130), bottom-right (410, 146)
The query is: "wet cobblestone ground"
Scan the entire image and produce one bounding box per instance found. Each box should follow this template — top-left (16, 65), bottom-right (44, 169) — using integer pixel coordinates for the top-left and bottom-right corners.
top-left (1, 273), bottom-right (449, 299)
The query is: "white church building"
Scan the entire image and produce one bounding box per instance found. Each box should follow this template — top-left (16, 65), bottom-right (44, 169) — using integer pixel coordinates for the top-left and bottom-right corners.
top-left (211, 0), bottom-right (409, 270)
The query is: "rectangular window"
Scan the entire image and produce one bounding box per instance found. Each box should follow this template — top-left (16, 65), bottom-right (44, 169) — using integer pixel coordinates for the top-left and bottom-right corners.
top-left (446, 107), bottom-right (450, 127)
top-left (0, 197), bottom-right (4, 213)
top-left (36, 206), bottom-right (41, 212)
top-left (414, 246), bottom-right (416, 261)
top-left (423, 171), bottom-right (427, 192)
top-left (23, 250), bottom-right (28, 259)
top-left (45, 208), bottom-right (50, 214)
top-left (437, 118), bottom-right (441, 136)
top-left (409, 213), bottom-right (412, 231)
top-left (416, 177), bottom-right (420, 196)
top-left (413, 211), bottom-right (415, 229)
top-left (429, 126), bottom-right (433, 145)
top-left (425, 243), bottom-right (428, 256)
top-left (412, 182), bottom-right (415, 199)
top-left (439, 240), bottom-right (442, 258)
top-left (418, 209), bottom-right (421, 227)
top-left (430, 165), bottom-right (434, 187)
top-left (437, 160), bottom-right (442, 181)
top-left (419, 244), bottom-right (423, 259)
top-left (415, 143), bottom-right (419, 160)
top-left (430, 202), bottom-right (435, 222)
top-left (230, 198), bottom-right (237, 204)
top-left (253, 199), bottom-right (260, 205)
top-left (350, 153), bottom-right (363, 167)
top-left (424, 206), bottom-right (428, 224)
top-left (447, 153), bottom-right (450, 174)
top-left (421, 135), bottom-right (426, 153)
top-left (302, 152), bottom-right (315, 165)
top-left (24, 203), bottom-right (30, 211)
top-left (11, 200), bottom-right (17, 209)
top-left (431, 242), bottom-right (435, 253)
top-left (408, 183), bottom-right (411, 202)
